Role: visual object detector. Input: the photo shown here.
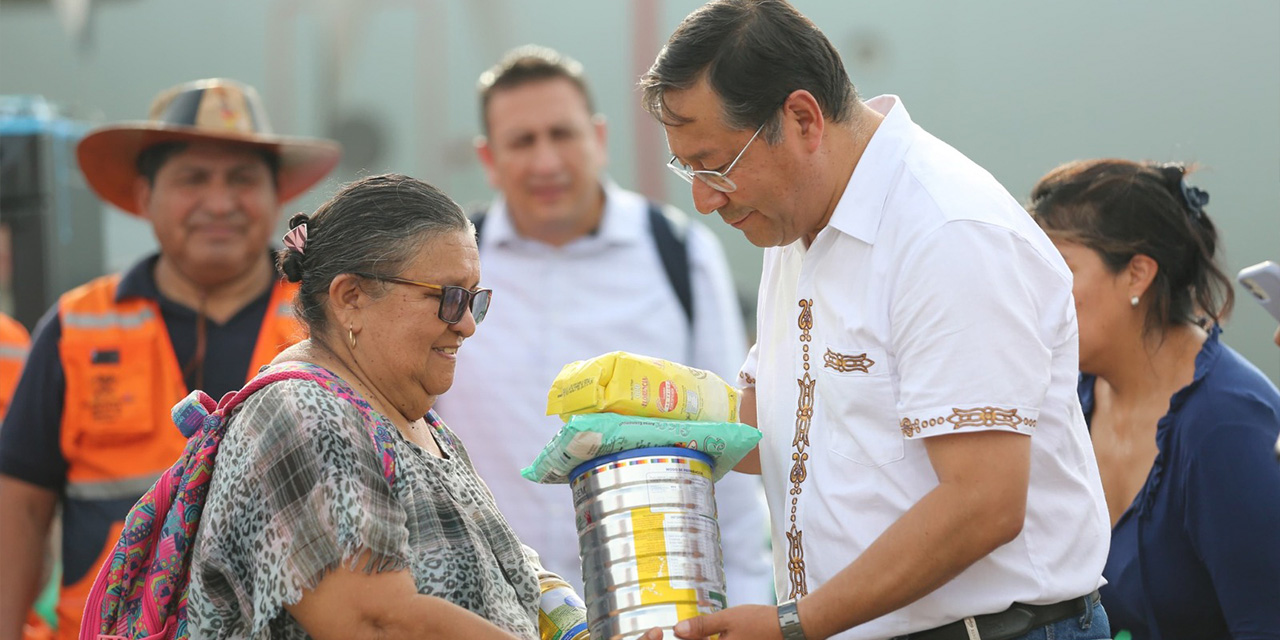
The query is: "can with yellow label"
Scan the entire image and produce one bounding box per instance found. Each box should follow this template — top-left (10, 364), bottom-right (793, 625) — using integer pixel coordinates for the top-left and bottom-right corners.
top-left (571, 447), bottom-right (727, 640)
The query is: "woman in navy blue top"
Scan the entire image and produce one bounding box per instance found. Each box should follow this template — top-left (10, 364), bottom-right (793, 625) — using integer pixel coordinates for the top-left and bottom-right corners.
top-left (1030, 159), bottom-right (1280, 639)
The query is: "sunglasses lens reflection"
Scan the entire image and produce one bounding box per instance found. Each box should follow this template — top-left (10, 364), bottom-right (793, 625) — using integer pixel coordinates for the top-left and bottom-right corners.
top-left (439, 287), bottom-right (464, 324)
top-left (472, 290), bottom-right (491, 324)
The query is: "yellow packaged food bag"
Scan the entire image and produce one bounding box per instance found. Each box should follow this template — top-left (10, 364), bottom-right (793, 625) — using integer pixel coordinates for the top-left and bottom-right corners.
top-left (546, 351), bottom-right (739, 423)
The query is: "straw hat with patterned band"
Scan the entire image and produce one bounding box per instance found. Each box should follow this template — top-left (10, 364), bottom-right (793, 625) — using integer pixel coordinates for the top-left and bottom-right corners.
top-left (76, 78), bottom-right (342, 216)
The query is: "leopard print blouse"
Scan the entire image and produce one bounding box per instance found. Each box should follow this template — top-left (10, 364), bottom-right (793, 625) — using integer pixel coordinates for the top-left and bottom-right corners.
top-left (188, 376), bottom-right (541, 639)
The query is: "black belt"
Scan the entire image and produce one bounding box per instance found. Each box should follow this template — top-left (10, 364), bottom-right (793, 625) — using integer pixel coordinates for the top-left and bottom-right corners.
top-left (897, 591), bottom-right (1100, 640)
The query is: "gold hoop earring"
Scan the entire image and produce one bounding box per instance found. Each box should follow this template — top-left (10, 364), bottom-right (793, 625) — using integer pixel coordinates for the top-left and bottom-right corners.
top-left (348, 325), bottom-right (357, 349)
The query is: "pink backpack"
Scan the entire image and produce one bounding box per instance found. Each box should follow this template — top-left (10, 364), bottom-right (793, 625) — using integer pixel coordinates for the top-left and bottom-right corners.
top-left (79, 362), bottom-right (397, 640)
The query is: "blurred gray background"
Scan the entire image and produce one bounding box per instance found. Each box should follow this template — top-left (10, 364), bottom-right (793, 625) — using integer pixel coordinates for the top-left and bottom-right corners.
top-left (1, 0), bottom-right (1277, 382)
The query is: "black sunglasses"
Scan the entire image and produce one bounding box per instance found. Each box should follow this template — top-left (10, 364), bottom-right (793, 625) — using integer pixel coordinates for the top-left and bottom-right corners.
top-left (355, 273), bottom-right (492, 324)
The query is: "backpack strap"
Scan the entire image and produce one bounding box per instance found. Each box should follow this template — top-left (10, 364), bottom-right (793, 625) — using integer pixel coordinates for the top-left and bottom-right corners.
top-left (647, 200), bottom-right (694, 327)
top-left (173, 391), bottom-right (219, 438)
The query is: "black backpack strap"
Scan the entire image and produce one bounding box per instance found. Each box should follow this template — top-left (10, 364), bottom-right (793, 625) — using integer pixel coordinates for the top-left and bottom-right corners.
top-left (647, 201), bottom-right (693, 326)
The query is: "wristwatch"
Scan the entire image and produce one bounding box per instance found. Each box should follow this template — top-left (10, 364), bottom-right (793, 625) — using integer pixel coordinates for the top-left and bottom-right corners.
top-left (777, 599), bottom-right (807, 640)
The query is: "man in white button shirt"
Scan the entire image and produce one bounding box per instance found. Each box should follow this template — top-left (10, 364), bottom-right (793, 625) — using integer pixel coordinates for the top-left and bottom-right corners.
top-left (637, 2), bottom-right (1112, 640)
top-left (433, 45), bottom-right (775, 605)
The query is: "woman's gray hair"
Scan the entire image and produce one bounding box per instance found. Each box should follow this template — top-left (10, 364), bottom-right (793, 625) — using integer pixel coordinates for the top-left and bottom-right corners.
top-left (276, 173), bottom-right (473, 335)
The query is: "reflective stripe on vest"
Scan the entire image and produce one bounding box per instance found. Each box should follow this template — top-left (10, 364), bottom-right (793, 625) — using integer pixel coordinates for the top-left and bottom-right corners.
top-left (0, 313), bottom-right (30, 421)
top-left (62, 307), bottom-right (157, 330)
top-left (0, 344), bottom-right (29, 359)
top-left (65, 471), bottom-right (164, 501)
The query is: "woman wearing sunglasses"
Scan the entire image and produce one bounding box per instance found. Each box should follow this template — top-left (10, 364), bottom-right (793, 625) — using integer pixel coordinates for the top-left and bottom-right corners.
top-left (186, 174), bottom-right (567, 639)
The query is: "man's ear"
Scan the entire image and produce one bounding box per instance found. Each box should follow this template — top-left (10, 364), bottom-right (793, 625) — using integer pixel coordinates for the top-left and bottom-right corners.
top-left (474, 136), bottom-right (499, 189)
top-left (781, 89), bottom-right (825, 153)
top-left (592, 114), bottom-right (608, 147)
top-left (133, 176), bottom-right (153, 220)
top-left (1127, 253), bottom-right (1159, 299)
top-left (592, 114), bottom-right (609, 170)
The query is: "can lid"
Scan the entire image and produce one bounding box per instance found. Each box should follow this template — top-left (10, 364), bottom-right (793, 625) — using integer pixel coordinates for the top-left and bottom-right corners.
top-left (569, 446), bottom-right (715, 483)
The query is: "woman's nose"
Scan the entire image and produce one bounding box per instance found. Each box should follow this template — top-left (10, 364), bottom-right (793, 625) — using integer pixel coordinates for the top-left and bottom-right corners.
top-left (453, 306), bottom-right (479, 338)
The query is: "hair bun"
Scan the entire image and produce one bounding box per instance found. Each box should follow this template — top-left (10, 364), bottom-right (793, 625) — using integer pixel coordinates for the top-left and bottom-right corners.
top-left (275, 248), bottom-right (305, 283)
top-left (1153, 162), bottom-right (1187, 189)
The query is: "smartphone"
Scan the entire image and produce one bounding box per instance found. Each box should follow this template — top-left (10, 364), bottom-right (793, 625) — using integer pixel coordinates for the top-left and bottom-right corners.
top-left (1237, 260), bottom-right (1280, 323)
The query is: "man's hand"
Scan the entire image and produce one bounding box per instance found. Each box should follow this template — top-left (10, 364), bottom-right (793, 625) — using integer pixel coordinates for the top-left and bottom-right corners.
top-left (667, 605), bottom-right (786, 640)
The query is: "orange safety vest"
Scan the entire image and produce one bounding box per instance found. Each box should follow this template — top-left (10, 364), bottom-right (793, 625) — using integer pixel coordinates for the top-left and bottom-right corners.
top-left (0, 312), bottom-right (30, 421)
top-left (54, 274), bottom-right (302, 640)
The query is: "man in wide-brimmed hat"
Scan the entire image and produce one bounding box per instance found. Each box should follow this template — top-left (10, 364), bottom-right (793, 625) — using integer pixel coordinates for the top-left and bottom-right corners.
top-left (0, 78), bottom-right (340, 640)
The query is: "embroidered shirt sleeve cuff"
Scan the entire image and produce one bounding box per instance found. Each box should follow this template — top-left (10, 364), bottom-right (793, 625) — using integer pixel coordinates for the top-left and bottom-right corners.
top-left (899, 404), bottom-right (1038, 439)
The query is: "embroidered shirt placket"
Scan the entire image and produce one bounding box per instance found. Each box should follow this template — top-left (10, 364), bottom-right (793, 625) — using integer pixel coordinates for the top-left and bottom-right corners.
top-left (786, 298), bottom-right (815, 599)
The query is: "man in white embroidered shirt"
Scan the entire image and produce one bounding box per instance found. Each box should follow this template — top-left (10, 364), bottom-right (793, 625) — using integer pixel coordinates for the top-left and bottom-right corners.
top-left (637, 2), bottom-right (1112, 640)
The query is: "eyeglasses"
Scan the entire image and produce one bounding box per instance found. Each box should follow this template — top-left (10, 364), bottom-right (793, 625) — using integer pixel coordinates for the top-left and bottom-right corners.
top-left (666, 122), bottom-right (765, 193)
top-left (355, 273), bottom-right (492, 325)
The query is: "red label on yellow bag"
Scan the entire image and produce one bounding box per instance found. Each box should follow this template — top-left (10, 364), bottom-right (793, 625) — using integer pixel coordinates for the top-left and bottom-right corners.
top-left (546, 352), bottom-right (739, 423)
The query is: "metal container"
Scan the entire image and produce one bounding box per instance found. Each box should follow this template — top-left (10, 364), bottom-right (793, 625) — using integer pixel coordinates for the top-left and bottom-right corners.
top-left (570, 447), bottom-right (727, 640)
top-left (538, 576), bottom-right (590, 640)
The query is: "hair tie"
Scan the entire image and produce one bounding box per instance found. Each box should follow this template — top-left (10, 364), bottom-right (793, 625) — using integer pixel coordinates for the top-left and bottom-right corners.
top-left (1179, 180), bottom-right (1210, 222)
top-left (283, 221), bottom-right (308, 255)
